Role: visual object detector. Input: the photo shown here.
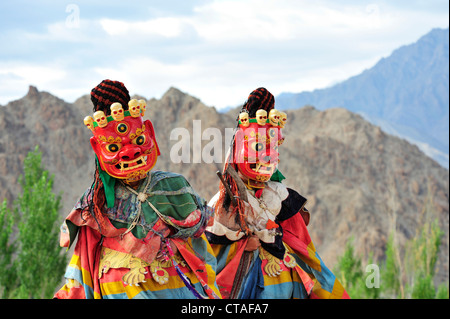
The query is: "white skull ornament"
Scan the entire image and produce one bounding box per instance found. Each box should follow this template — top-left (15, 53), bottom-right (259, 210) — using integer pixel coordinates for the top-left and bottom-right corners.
top-left (239, 112), bottom-right (249, 127)
top-left (255, 109), bottom-right (268, 126)
top-left (128, 99), bottom-right (141, 117)
top-left (138, 99), bottom-right (147, 116)
top-left (110, 102), bottom-right (124, 121)
top-left (268, 109), bottom-right (280, 126)
top-left (93, 111), bottom-right (108, 128)
top-left (279, 111), bottom-right (287, 128)
top-left (84, 116), bottom-right (95, 132)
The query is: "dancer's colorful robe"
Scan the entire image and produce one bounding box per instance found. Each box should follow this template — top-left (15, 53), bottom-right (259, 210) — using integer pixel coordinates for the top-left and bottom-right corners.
top-left (206, 181), bottom-right (349, 299)
top-left (55, 171), bottom-right (221, 299)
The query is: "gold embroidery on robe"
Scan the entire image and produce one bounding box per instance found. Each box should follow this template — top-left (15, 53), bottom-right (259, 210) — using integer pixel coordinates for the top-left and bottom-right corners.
top-left (98, 247), bottom-right (187, 286)
top-left (259, 248), bottom-right (282, 277)
top-left (259, 247), bottom-right (297, 277)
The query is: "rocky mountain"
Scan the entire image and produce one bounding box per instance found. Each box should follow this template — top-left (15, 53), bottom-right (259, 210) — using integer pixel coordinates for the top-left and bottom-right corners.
top-left (276, 28), bottom-right (449, 169)
top-left (0, 86), bottom-right (94, 212)
top-left (0, 85), bottom-right (448, 284)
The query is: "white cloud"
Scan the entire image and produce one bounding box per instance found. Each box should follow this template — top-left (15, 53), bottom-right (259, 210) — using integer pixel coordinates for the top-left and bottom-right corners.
top-left (94, 57), bottom-right (197, 95)
top-left (0, 62), bottom-right (67, 104)
top-left (90, 1), bottom-right (410, 44)
top-left (93, 56), bottom-right (253, 107)
top-left (100, 17), bottom-right (187, 38)
top-left (189, 0), bottom-right (394, 42)
top-left (0, 0), bottom-right (448, 109)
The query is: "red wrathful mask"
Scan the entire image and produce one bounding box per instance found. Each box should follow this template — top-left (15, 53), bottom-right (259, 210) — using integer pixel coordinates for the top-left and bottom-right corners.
top-left (233, 109), bottom-right (286, 186)
top-left (84, 99), bottom-right (160, 183)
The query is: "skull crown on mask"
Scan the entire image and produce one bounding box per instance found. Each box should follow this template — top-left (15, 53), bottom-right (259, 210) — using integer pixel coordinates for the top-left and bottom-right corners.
top-left (234, 109), bottom-right (286, 187)
top-left (84, 99), bottom-right (160, 183)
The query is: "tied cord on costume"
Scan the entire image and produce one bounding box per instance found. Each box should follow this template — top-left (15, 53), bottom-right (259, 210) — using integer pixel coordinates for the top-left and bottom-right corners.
top-left (120, 175), bottom-right (152, 236)
top-left (123, 179), bottom-right (215, 299)
top-left (121, 176), bottom-right (184, 235)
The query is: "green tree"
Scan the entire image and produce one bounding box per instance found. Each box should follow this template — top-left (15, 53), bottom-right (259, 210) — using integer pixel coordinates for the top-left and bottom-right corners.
top-left (336, 181), bottom-right (448, 299)
top-left (383, 216), bottom-right (447, 299)
top-left (380, 179), bottom-right (448, 299)
top-left (435, 283), bottom-right (449, 299)
top-left (0, 200), bottom-right (17, 298)
top-left (334, 238), bottom-right (380, 299)
top-left (335, 182), bottom-right (448, 299)
top-left (404, 216), bottom-right (445, 299)
top-left (382, 233), bottom-right (404, 298)
top-left (0, 146), bottom-right (67, 298)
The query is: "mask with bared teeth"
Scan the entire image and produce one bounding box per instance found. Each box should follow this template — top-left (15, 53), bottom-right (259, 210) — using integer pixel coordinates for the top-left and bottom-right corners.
top-left (87, 80), bottom-right (160, 183)
top-left (233, 88), bottom-right (286, 188)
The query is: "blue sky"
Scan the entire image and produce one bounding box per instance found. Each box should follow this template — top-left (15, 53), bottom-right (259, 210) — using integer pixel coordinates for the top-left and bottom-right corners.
top-left (0, 0), bottom-right (448, 110)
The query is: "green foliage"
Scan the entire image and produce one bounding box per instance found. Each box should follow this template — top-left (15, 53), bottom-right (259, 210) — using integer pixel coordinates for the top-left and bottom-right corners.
top-left (0, 200), bottom-right (17, 298)
top-left (334, 238), bottom-right (380, 299)
top-left (435, 283), bottom-right (449, 299)
top-left (335, 188), bottom-right (448, 299)
top-left (382, 233), bottom-right (403, 298)
top-left (402, 215), bottom-right (445, 299)
top-left (411, 274), bottom-right (436, 299)
top-left (0, 146), bottom-right (67, 298)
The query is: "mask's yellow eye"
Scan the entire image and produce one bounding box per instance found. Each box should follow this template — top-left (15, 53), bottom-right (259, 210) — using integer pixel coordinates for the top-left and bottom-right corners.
top-left (106, 143), bottom-right (120, 153)
top-left (133, 135), bottom-right (146, 146)
top-left (116, 123), bottom-right (129, 134)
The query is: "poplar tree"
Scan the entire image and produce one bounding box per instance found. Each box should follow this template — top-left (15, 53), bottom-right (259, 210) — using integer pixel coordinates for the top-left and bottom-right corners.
top-left (0, 146), bottom-right (67, 298)
top-left (0, 200), bottom-right (17, 298)
top-left (335, 187), bottom-right (448, 299)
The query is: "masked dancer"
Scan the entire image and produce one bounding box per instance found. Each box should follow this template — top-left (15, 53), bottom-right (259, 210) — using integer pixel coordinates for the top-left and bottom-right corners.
top-left (55, 80), bottom-right (220, 299)
top-left (205, 88), bottom-right (349, 299)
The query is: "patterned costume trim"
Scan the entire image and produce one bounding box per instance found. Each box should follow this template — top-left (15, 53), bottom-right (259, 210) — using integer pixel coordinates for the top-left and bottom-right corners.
top-left (206, 184), bottom-right (349, 299)
top-left (55, 227), bottom-right (221, 299)
top-left (55, 171), bottom-right (221, 299)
